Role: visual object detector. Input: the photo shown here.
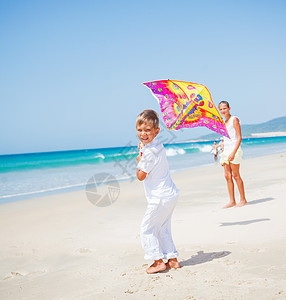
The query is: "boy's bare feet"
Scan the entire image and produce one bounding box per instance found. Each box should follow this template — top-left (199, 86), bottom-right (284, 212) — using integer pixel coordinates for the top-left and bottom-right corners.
top-left (146, 259), bottom-right (166, 274)
top-left (165, 258), bottom-right (180, 269)
top-left (236, 200), bottom-right (247, 207)
top-left (223, 202), bottom-right (236, 208)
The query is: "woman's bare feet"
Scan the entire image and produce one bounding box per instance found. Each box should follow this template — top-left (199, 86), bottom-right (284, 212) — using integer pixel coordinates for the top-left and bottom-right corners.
top-left (146, 259), bottom-right (166, 274)
top-left (223, 201), bottom-right (236, 208)
top-left (165, 258), bottom-right (180, 269)
top-left (236, 200), bottom-right (247, 207)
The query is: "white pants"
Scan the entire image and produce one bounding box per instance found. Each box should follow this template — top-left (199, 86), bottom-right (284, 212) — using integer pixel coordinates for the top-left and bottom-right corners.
top-left (140, 195), bottom-right (178, 261)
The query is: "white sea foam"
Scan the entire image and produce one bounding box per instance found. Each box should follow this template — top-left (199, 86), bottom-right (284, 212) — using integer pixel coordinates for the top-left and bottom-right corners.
top-left (112, 151), bottom-right (137, 157)
top-left (200, 145), bottom-right (213, 153)
top-left (0, 183), bottom-right (86, 199)
top-left (166, 147), bottom-right (186, 157)
top-left (94, 153), bottom-right (105, 159)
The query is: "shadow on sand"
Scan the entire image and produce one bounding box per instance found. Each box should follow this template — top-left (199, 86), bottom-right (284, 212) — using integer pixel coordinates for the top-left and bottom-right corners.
top-left (220, 218), bottom-right (270, 226)
top-left (180, 250), bottom-right (231, 267)
top-left (247, 197), bottom-right (274, 205)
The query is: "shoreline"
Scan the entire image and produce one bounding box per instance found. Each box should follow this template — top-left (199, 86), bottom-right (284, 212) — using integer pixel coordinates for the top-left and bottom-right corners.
top-left (0, 152), bottom-right (285, 299)
top-left (2, 144), bottom-right (286, 205)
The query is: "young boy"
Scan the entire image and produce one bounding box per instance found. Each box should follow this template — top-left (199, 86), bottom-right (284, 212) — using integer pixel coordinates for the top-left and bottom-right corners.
top-left (136, 109), bottom-right (180, 274)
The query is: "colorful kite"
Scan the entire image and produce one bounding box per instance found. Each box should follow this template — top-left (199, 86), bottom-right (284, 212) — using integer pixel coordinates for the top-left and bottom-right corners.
top-left (143, 79), bottom-right (230, 138)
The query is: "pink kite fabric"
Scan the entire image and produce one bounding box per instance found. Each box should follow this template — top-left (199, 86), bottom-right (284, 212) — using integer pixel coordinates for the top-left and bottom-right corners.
top-left (143, 79), bottom-right (229, 138)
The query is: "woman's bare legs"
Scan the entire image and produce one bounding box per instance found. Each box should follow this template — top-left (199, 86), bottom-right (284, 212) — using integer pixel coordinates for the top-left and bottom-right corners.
top-left (223, 163), bottom-right (236, 208)
top-left (230, 163), bottom-right (247, 206)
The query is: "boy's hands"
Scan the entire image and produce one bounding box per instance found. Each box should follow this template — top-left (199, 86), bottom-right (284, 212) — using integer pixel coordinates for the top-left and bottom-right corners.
top-left (138, 142), bottom-right (144, 150)
top-left (136, 141), bottom-right (147, 180)
top-left (137, 141), bottom-right (144, 163)
top-left (136, 167), bottom-right (147, 181)
top-left (138, 142), bottom-right (144, 157)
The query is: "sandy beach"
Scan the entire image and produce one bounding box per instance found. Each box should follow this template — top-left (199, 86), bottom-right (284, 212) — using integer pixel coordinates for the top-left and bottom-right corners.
top-left (0, 152), bottom-right (286, 299)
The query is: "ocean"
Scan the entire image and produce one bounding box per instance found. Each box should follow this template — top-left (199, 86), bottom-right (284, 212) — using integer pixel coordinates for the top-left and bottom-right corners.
top-left (1, 136), bottom-right (286, 204)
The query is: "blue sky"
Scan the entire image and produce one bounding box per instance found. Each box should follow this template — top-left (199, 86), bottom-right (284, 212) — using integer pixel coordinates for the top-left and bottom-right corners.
top-left (1, 0), bottom-right (286, 154)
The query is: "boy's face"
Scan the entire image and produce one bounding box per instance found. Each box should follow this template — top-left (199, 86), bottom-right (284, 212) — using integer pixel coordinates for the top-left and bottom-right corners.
top-left (136, 122), bottom-right (160, 145)
top-left (219, 103), bottom-right (230, 117)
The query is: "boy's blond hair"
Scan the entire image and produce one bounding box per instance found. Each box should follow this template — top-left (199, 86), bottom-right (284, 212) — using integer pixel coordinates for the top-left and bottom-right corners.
top-left (136, 109), bottom-right (159, 130)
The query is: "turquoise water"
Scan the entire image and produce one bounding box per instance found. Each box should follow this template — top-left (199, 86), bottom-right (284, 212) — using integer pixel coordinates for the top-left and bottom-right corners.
top-left (1, 136), bottom-right (286, 204)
